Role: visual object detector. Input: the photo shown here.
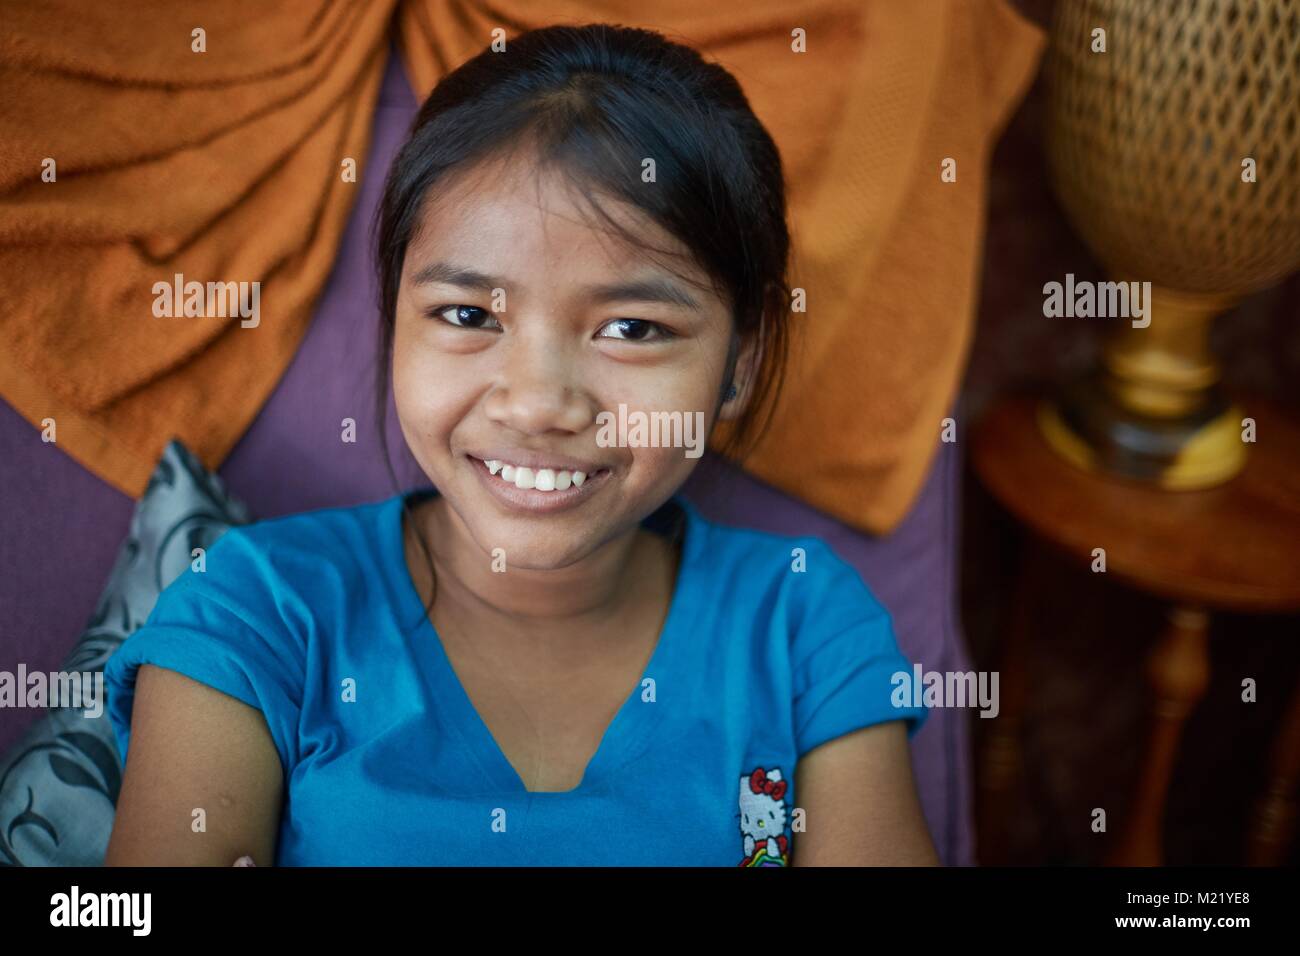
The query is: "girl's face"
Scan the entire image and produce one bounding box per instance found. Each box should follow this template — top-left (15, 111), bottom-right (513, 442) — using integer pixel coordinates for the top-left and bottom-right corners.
top-left (393, 149), bottom-right (748, 570)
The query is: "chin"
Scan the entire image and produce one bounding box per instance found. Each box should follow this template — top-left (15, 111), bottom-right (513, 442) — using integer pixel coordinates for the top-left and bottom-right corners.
top-left (463, 512), bottom-right (612, 571)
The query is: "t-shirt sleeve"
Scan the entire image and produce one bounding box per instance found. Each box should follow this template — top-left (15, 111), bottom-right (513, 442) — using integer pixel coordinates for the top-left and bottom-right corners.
top-left (104, 526), bottom-right (306, 776)
top-left (790, 542), bottom-right (928, 757)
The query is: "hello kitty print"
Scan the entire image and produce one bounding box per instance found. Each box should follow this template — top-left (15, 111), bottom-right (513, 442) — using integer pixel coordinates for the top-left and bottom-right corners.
top-left (738, 766), bottom-right (790, 866)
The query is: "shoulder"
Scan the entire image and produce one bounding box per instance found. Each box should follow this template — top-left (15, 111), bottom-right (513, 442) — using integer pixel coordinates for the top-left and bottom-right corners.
top-left (680, 500), bottom-right (889, 630)
top-left (135, 494), bottom-right (399, 643)
top-left (678, 504), bottom-right (929, 751)
top-left (218, 495), bottom-right (393, 557)
top-left (679, 501), bottom-right (923, 744)
top-left (201, 495), bottom-right (396, 588)
top-left (103, 498), bottom-right (401, 745)
top-left (99, 501), bottom-right (401, 778)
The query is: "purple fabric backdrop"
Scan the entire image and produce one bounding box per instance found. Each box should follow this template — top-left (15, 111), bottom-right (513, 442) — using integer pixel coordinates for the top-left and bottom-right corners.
top-left (0, 48), bottom-right (973, 865)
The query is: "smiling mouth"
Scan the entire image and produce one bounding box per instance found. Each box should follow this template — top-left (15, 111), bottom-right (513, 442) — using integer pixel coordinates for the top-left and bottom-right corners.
top-left (479, 457), bottom-right (605, 492)
top-left (466, 455), bottom-right (612, 508)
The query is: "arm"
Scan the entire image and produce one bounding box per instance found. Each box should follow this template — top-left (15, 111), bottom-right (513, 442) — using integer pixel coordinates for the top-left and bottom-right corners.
top-left (791, 720), bottom-right (940, 866)
top-left (104, 664), bottom-right (284, 866)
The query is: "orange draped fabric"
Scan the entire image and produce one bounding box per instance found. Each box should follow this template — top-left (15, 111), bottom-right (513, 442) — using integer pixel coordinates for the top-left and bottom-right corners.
top-left (0, 0), bottom-right (1042, 533)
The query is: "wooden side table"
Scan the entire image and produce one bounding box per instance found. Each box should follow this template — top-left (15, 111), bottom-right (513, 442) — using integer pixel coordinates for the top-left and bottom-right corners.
top-left (972, 394), bottom-right (1300, 866)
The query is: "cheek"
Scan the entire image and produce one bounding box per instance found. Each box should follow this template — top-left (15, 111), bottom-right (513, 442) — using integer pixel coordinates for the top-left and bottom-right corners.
top-left (391, 319), bottom-right (473, 444)
top-left (599, 351), bottom-right (724, 476)
top-left (390, 323), bottom-right (426, 427)
top-left (628, 444), bottom-right (699, 493)
top-left (605, 347), bottom-right (721, 412)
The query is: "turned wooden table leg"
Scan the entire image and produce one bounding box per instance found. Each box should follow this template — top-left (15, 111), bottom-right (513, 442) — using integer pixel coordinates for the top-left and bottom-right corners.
top-left (976, 541), bottom-right (1039, 864)
top-left (1107, 606), bottom-right (1211, 866)
top-left (1247, 669), bottom-right (1300, 865)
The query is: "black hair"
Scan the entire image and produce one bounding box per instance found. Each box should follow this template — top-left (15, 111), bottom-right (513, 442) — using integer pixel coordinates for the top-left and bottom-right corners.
top-left (371, 23), bottom-right (792, 623)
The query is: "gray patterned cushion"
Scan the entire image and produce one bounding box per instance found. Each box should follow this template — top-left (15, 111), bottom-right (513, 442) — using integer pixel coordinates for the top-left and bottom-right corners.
top-left (0, 440), bottom-right (250, 865)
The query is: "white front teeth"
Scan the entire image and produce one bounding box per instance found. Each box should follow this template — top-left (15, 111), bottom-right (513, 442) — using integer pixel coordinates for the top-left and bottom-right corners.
top-left (482, 460), bottom-right (590, 492)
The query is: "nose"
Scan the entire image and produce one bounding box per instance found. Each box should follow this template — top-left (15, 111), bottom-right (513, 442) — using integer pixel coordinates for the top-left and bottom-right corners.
top-left (483, 336), bottom-right (594, 436)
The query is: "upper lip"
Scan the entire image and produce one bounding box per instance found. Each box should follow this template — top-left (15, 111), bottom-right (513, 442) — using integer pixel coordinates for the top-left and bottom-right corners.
top-left (468, 451), bottom-right (609, 473)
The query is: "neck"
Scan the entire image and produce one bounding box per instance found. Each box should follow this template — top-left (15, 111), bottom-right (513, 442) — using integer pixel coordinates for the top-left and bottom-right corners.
top-left (407, 494), bottom-right (667, 630)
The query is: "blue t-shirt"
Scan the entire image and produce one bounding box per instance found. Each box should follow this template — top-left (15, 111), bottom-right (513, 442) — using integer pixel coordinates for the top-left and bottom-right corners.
top-left (105, 489), bottom-right (927, 866)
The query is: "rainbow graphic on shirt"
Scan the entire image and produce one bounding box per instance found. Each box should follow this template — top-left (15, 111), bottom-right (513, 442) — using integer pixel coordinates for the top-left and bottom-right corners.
top-left (738, 766), bottom-right (790, 866)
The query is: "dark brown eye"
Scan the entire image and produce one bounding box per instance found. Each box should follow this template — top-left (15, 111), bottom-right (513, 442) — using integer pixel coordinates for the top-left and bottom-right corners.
top-left (598, 318), bottom-right (669, 341)
top-left (431, 305), bottom-right (501, 331)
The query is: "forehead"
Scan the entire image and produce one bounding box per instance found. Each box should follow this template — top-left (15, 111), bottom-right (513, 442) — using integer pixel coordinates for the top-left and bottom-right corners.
top-left (404, 148), bottom-right (714, 294)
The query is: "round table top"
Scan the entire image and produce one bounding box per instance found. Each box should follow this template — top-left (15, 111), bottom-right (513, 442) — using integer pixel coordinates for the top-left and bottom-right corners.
top-left (972, 394), bottom-right (1300, 613)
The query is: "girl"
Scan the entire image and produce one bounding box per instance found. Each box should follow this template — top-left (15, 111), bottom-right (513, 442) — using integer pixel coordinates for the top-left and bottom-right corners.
top-left (104, 23), bottom-right (938, 867)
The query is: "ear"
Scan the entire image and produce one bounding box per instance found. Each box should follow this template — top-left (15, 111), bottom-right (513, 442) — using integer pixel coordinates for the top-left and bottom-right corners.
top-left (716, 333), bottom-right (761, 422)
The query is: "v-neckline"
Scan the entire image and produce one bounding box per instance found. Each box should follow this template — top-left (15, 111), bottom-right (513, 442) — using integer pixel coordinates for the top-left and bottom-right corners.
top-left (387, 487), bottom-right (705, 796)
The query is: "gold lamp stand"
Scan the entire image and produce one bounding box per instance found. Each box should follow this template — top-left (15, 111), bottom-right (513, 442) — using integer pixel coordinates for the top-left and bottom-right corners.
top-left (1038, 285), bottom-right (1246, 489)
top-left (1042, 0), bottom-right (1300, 490)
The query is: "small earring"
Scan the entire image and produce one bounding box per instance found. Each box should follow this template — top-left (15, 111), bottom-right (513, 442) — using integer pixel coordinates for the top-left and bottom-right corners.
top-left (724, 382), bottom-right (738, 402)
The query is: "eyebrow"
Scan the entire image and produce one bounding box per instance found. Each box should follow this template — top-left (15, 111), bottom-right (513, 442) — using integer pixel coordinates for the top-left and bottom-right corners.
top-left (411, 260), bottom-right (703, 311)
top-left (410, 262), bottom-right (504, 293)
